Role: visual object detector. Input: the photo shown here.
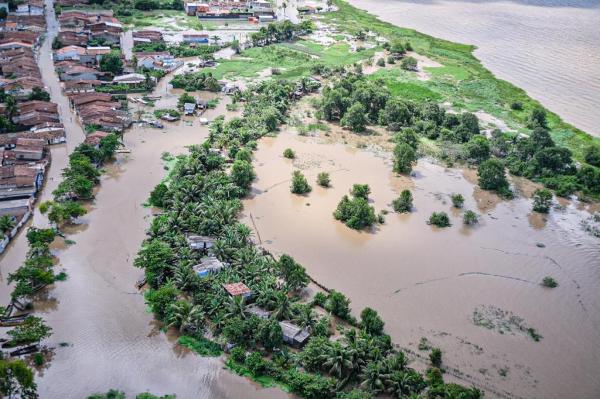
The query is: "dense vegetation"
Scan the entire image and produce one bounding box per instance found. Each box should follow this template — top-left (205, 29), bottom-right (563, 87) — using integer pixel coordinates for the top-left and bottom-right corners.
top-left (134, 79), bottom-right (480, 398)
top-left (170, 71), bottom-right (221, 92)
top-left (41, 134), bottom-right (121, 225)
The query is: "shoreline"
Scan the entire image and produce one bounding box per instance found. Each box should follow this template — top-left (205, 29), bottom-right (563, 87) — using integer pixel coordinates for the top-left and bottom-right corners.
top-left (345, 0), bottom-right (600, 138)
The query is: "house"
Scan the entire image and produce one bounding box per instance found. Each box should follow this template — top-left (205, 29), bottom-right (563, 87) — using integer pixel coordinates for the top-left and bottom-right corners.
top-left (182, 32), bottom-right (209, 44)
top-left (223, 282), bottom-right (252, 300)
top-left (248, 0), bottom-right (273, 14)
top-left (186, 234), bottom-right (214, 251)
top-left (0, 198), bottom-right (32, 217)
top-left (11, 138), bottom-right (45, 160)
top-left (132, 30), bottom-right (163, 43)
top-left (245, 304), bottom-right (271, 319)
top-left (57, 30), bottom-right (89, 47)
top-left (83, 46), bottom-right (111, 65)
top-left (221, 82), bottom-right (239, 95)
top-left (63, 79), bottom-right (102, 94)
top-left (184, 102), bottom-right (196, 116)
top-left (279, 320), bottom-right (310, 348)
top-left (113, 73), bottom-right (147, 85)
top-left (54, 45), bottom-right (86, 61)
top-left (0, 165), bottom-right (43, 199)
top-left (83, 130), bottom-right (110, 147)
top-left (29, 123), bottom-right (66, 144)
top-left (193, 256), bottom-right (227, 277)
top-left (60, 65), bottom-right (103, 81)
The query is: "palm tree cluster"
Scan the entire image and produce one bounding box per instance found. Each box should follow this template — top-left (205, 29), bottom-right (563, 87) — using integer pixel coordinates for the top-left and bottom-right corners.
top-left (250, 20), bottom-right (315, 47)
top-left (135, 80), bottom-right (482, 399)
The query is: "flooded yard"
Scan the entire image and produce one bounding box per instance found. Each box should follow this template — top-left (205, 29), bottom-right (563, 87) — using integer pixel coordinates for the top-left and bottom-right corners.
top-left (241, 121), bottom-right (600, 398)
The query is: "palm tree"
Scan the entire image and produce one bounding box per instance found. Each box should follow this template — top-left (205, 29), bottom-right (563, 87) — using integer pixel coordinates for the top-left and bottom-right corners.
top-left (224, 295), bottom-right (246, 319)
top-left (0, 215), bottom-right (15, 236)
top-left (323, 342), bottom-right (353, 380)
top-left (211, 35), bottom-right (221, 45)
top-left (168, 300), bottom-right (205, 334)
top-left (385, 369), bottom-right (425, 398)
top-left (292, 304), bottom-right (317, 331)
top-left (360, 361), bottom-right (386, 395)
top-left (271, 291), bottom-right (293, 320)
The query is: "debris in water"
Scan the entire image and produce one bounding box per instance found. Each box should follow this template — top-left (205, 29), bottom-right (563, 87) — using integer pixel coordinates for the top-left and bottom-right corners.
top-left (472, 305), bottom-right (542, 342)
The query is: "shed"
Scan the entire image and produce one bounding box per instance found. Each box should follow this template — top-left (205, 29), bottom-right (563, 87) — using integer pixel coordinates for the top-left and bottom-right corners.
top-left (279, 320), bottom-right (310, 348)
top-left (192, 256), bottom-right (226, 277)
top-left (186, 235), bottom-right (214, 251)
top-left (223, 282), bottom-right (252, 299)
top-left (184, 102), bottom-right (196, 115)
top-left (245, 304), bottom-right (271, 320)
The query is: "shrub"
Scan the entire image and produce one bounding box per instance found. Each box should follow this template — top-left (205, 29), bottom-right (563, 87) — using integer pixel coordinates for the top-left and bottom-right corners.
top-left (283, 148), bottom-right (295, 159)
top-left (451, 193), bottom-right (464, 208)
top-left (510, 101), bottom-right (523, 110)
top-left (333, 194), bottom-right (376, 230)
top-left (463, 210), bottom-right (479, 225)
top-left (478, 159), bottom-right (510, 194)
top-left (400, 56), bottom-right (418, 71)
top-left (376, 58), bottom-right (385, 67)
top-left (245, 352), bottom-right (267, 377)
top-left (317, 172), bottom-right (331, 187)
top-left (350, 184), bottom-right (370, 199)
top-left (341, 102), bottom-right (368, 132)
top-left (312, 292), bottom-right (327, 307)
top-left (386, 55), bottom-right (395, 64)
top-left (392, 189), bottom-right (413, 213)
top-left (230, 160), bottom-right (255, 191)
top-left (325, 290), bottom-right (351, 320)
top-left (532, 188), bottom-right (553, 213)
top-left (428, 212), bottom-right (451, 227)
top-left (584, 145), bottom-right (600, 167)
top-left (465, 135), bottom-right (490, 163)
top-left (541, 276), bottom-right (558, 288)
top-left (360, 307), bottom-right (384, 335)
top-left (393, 142), bottom-right (417, 174)
top-left (430, 347), bottom-right (442, 367)
top-left (230, 346), bottom-right (246, 363)
top-left (291, 171), bottom-right (312, 194)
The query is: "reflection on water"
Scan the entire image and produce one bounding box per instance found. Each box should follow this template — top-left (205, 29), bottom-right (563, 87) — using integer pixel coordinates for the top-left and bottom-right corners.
top-left (242, 127), bottom-right (600, 399)
top-left (348, 0), bottom-right (600, 137)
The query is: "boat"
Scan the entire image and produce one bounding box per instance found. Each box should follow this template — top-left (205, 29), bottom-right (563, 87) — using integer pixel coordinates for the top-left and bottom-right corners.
top-left (0, 313), bottom-right (31, 327)
top-left (9, 344), bottom-right (39, 357)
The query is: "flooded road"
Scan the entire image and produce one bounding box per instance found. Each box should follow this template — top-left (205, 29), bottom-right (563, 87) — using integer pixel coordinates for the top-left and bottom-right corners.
top-left (0, 3), bottom-right (292, 394)
top-left (242, 118), bottom-right (600, 398)
top-left (347, 0), bottom-right (600, 137)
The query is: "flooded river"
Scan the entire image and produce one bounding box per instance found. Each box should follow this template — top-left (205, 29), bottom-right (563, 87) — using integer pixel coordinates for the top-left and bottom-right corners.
top-left (347, 0), bottom-right (600, 137)
top-left (242, 114), bottom-right (600, 398)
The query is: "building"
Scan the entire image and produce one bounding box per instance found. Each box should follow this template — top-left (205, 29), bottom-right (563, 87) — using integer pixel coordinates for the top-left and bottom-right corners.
top-left (223, 282), bottom-right (252, 300)
top-left (245, 304), bottom-right (271, 319)
top-left (182, 32), bottom-right (209, 44)
top-left (186, 234), bottom-right (214, 251)
top-left (184, 102), bottom-right (196, 115)
top-left (193, 256), bottom-right (227, 277)
top-left (112, 73), bottom-right (147, 85)
top-left (279, 320), bottom-right (310, 348)
top-left (54, 45), bottom-right (86, 61)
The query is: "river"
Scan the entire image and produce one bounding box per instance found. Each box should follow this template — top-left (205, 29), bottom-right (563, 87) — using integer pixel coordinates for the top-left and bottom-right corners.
top-left (347, 0), bottom-right (600, 137)
top-left (241, 99), bottom-right (600, 399)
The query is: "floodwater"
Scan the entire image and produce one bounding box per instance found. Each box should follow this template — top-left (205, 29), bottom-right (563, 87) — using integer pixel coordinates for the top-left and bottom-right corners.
top-left (0, 1), bottom-right (292, 396)
top-left (347, 0), bottom-right (600, 137)
top-left (242, 116), bottom-right (600, 398)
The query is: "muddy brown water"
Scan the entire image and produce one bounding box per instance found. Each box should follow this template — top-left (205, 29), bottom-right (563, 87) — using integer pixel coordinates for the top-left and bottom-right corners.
top-left (241, 126), bottom-right (600, 399)
top-left (1, 93), bottom-right (292, 397)
top-left (0, 2), bottom-right (292, 395)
